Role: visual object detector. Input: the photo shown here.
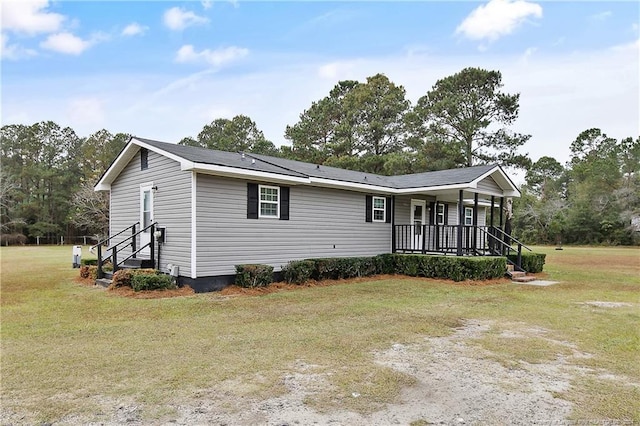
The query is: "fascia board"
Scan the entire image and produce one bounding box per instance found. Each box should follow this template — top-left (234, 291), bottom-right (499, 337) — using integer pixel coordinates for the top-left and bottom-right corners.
top-left (95, 137), bottom-right (189, 191)
top-left (472, 166), bottom-right (521, 197)
top-left (132, 137), bottom-right (188, 164)
top-left (94, 141), bottom-right (138, 191)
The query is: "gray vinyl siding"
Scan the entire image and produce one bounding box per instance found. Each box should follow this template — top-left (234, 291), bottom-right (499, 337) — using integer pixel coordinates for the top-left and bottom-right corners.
top-left (109, 150), bottom-right (192, 276)
top-left (196, 175), bottom-right (391, 276)
top-left (477, 176), bottom-right (501, 194)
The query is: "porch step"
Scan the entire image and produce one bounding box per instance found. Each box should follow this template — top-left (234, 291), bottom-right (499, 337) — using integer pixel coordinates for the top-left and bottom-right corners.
top-left (121, 258), bottom-right (154, 269)
top-left (95, 278), bottom-right (112, 288)
top-left (511, 275), bottom-right (537, 283)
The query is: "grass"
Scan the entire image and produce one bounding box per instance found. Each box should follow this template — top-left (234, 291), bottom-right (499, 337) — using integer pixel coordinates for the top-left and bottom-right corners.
top-left (1, 245), bottom-right (639, 423)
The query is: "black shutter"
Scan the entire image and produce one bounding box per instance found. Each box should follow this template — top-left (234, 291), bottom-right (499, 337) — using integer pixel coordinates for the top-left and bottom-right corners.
top-left (365, 195), bottom-right (372, 222)
top-left (140, 148), bottom-right (148, 170)
top-left (444, 204), bottom-right (449, 225)
top-left (385, 197), bottom-right (392, 223)
top-left (429, 202), bottom-right (436, 225)
top-left (247, 183), bottom-right (258, 219)
top-left (280, 187), bottom-right (290, 220)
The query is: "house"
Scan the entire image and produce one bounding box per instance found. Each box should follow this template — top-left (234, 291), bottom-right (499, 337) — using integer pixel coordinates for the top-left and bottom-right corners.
top-left (95, 137), bottom-right (521, 292)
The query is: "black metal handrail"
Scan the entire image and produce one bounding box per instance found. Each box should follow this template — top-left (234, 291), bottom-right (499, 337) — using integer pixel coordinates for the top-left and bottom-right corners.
top-left (392, 224), bottom-right (532, 271)
top-left (97, 222), bottom-right (156, 279)
top-left (91, 222), bottom-right (139, 253)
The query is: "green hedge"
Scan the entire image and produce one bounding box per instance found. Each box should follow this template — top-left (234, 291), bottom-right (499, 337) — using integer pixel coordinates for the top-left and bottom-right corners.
top-left (308, 257), bottom-right (378, 281)
top-left (507, 252), bottom-right (546, 273)
top-left (81, 258), bottom-right (98, 266)
top-left (392, 254), bottom-right (506, 281)
top-left (282, 260), bottom-right (316, 284)
top-left (131, 273), bottom-right (176, 292)
top-left (280, 254), bottom-right (507, 284)
top-left (235, 264), bottom-right (274, 288)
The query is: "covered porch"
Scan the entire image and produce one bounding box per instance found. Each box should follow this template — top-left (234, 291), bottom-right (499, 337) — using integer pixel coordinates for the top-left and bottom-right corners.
top-left (387, 165), bottom-right (527, 267)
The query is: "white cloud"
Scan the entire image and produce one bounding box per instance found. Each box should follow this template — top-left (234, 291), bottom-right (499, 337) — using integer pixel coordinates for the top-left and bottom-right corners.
top-left (122, 22), bottom-right (148, 37)
top-left (456, 0), bottom-right (543, 42)
top-left (1, 33), bottom-right (37, 60)
top-left (590, 11), bottom-right (612, 21)
top-left (175, 45), bottom-right (249, 66)
top-left (40, 32), bottom-right (93, 55)
top-left (163, 7), bottom-right (209, 31)
top-left (201, 1), bottom-right (213, 10)
top-left (1, 0), bottom-right (64, 35)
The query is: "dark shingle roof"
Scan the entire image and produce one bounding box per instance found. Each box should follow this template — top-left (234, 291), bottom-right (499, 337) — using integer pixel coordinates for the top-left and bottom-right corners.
top-left (134, 137), bottom-right (501, 189)
top-left (136, 137), bottom-right (307, 178)
top-left (386, 164), bottom-right (497, 189)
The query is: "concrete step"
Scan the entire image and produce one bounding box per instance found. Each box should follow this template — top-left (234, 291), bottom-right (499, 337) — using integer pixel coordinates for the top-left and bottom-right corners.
top-left (95, 278), bottom-right (112, 288)
top-left (512, 275), bottom-right (537, 283)
top-left (509, 271), bottom-right (527, 278)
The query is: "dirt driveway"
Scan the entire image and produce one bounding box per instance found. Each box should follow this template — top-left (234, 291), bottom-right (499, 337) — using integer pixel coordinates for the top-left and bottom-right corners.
top-left (52, 319), bottom-right (618, 426)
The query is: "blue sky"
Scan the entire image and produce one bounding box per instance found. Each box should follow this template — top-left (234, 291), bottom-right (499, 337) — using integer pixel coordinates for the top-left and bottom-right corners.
top-left (2, 0), bottom-right (638, 171)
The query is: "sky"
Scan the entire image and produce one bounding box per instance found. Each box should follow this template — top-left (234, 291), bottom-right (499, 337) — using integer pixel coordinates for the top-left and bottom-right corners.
top-left (1, 0), bottom-right (639, 172)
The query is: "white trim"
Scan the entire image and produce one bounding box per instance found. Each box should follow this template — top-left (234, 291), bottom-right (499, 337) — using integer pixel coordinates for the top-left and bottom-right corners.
top-left (258, 184), bottom-right (280, 219)
top-left (139, 182), bottom-right (154, 258)
top-left (410, 199), bottom-right (427, 250)
top-left (395, 183), bottom-right (470, 194)
top-left (464, 206), bottom-right (473, 226)
top-left (372, 196), bottom-right (386, 222)
top-left (435, 203), bottom-right (446, 226)
top-left (191, 172), bottom-right (197, 279)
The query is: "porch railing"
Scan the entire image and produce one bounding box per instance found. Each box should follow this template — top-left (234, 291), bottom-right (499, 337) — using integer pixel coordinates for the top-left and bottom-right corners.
top-left (94, 222), bottom-right (156, 279)
top-left (392, 225), bottom-right (532, 270)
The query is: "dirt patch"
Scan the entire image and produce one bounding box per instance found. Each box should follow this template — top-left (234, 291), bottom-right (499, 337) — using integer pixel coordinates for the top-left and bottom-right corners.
top-left (579, 301), bottom-right (635, 308)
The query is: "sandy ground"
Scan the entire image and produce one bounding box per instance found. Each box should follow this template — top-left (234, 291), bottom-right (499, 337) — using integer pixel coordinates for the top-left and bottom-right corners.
top-left (30, 319), bottom-right (612, 426)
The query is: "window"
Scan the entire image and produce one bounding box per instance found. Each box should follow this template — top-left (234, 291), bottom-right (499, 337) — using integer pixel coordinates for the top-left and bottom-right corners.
top-left (142, 189), bottom-right (152, 227)
top-left (140, 148), bottom-right (148, 170)
top-left (464, 207), bottom-right (473, 226)
top-left (436, 204), bottom-right (446, 225)
top-left (259, 185), bottom-right (279, 218)
top-left (372, 196), bottom-right (386, 222)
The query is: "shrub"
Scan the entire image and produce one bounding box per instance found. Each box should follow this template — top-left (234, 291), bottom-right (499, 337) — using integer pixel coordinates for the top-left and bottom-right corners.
top-left (283, 260), bottom-right (315, 284)
top-left (507, 252), bottom-right (546, 273)
top-left (235, 264), bottom-right (273, 288)
top-left (392, 254), bottom-right (506, 282)
top-left (81, 258), bottom-right (98, 266)
top-left (0, 234), bottom-right (27, 246)
top-left (308, 257), bottom-right (378, 280)
top-left (374, 253), bottom-right (396, 275)
top-left (110, 268), bottom-right (158, 288)
top-left (131, 273), bottom-right (175, 292)
top-left (79, 265), bottom-right (98, 279)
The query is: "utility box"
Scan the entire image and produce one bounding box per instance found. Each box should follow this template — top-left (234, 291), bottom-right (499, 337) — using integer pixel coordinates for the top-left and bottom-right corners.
top-left (72, 245), bottom-right (82, 268)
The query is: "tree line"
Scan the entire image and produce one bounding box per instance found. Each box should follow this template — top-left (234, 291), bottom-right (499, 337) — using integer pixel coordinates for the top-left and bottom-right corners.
top-left (1, 67), bottom-right (638, 245)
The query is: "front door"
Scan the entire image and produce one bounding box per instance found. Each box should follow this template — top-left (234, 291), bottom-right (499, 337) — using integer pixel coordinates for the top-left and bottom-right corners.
top-left (410, 199), bottom-right (426, 250)
top-left (140, 183), bottom-right (154, 258)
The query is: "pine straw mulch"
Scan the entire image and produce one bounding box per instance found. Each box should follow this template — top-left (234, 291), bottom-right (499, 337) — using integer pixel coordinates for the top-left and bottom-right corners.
top-left (74, 274), bottom-right (511, 299)
top-left (219, 274), bottom-right (512, 297)
top-left (73, 276), bottom-right (195, 299)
